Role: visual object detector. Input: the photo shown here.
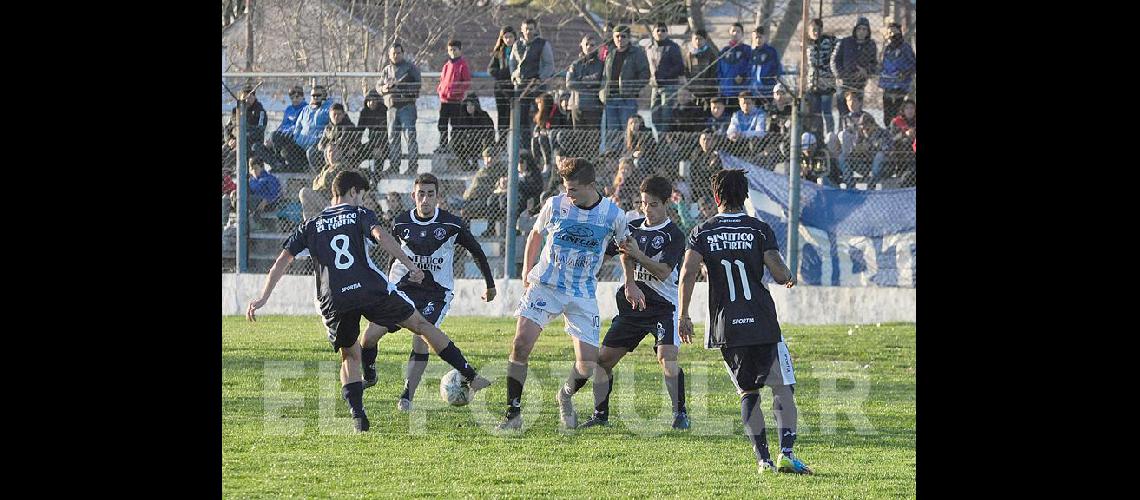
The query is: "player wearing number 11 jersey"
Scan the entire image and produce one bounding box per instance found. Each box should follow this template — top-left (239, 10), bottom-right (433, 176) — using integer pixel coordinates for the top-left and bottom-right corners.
top-left (677, 169), bottom-right (814, 475)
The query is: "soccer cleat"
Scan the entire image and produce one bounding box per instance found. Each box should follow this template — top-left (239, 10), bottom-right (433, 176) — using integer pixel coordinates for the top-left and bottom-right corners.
top-left (671, 410), bottom-right (690, 430)
top-left (495, 412), bottom-right (523, 431)
top-left (578, 413), bottom-right (610, 429)
top-left (396, 397), bottom-right (413, 412)
top-left (557, 388), bottom-right (577, 429)
top-left (757, 459), bottom-right (777, 474)
top-left (353, 415), bottom-right (370, 433)
top-left (777, 452), bottom-right (815, 475)
top-left (363, 367), bottom-right (378, 389)
top-left (463, 375), bottom-right (493, 394)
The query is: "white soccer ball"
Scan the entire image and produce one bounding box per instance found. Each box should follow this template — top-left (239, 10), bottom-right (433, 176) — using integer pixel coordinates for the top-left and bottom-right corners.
top-left (440, 369), bottom-right (473, 406)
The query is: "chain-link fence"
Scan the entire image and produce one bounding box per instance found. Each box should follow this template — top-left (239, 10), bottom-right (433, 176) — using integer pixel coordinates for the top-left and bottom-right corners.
top-left (222, 0), bottom-right (915, 282)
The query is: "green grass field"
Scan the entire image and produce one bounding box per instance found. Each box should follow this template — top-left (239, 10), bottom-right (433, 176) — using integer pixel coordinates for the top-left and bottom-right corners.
top-left (223, 316), bottom-right (915, 498)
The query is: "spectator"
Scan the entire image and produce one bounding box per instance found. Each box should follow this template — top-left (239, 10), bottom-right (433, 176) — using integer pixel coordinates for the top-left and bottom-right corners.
top-left (358, 88), bottom-right (390, 178)
top-left (727, 90), bottom-right (767, 160)
top-left (748, 26), bottom-right (783, 106)
top-left (717, 22), bottom-right (752, 115)
top-left (268, 84), bottom-right (309, 171)
top-left (837, 91), bottom-right (869, 150)
top-left (888, 94), bottom-right (916, 187)
top-left (610, 156), bottom-right (644, 214)
top-left (462, 146), bottom-right (507, 234)
top-left (646, 22), bottom-right (685, 132)
top-left (800, 132), bottom-right (839, 187)
top-left (291, 84), bottom-right (334, 173)
top-left (705, 97), bottom-right (732, 136)
top-left (805, 19), bottom-right (839, 138)
top-left (697, 194), bottom-right (717, 220)
top-left (838, 113), bottom-right (891, 189)
top-left (488, 26), bottom-right (517, 136)
top-left (668, 186), bottom-right (699, 236)
top-left (299, 147), bottom-right (359, 220)
top-left (221, 107), bottom-right (239, 172)
top-left (601, 24), bottom-right (650, 149)
top-left (517, 148), bottom-right (544, 215)
top-left (759, 83), bottom-right (794, 167)
top-left (380, 191), bottom-right (409, 229)
top-left (378, 43), bottom-right (422, 173)
top-left (317, 103), bottom-right (360, 170)
top-left (531, 92), bottom-right (570, 176)
top-left (598, 21), bottom-right (616, 61)
top-left (453, 94), bottom-right (496, 171)
top-left (878, 21), bottom-right (916, 124)
top-left (510, 18), bottom-right (555, 148)
top-left (669, 88), bottom-right (709, 133)
top-left (225, 84), bottom-right (280, 171)
top-left (436, 39), bottom-right (472, 153)
top-left (689, 128), bottom-right (723, 198)
top-left (245, 158), bottom-right (282, 224)
top-left (831, 16), bottom-right (878, 131)
top-left (683, 29), bottom-right (720, 107)
top-left (566, 34), bottom-right (604, 130)
top-left (624, 114), bottom-right (657, 166)
top-left (222, 169), bottom-right (236, 227)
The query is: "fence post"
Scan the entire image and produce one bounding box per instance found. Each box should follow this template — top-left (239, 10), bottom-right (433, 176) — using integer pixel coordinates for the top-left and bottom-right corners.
top-left (504, 97), bottom-right (521, 279)
top-left (236, 97), bottom-right (249, 274)
top-left (787, 97), bottom-right (801, 281)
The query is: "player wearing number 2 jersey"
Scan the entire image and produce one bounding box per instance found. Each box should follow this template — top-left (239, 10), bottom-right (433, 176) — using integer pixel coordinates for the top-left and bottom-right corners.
top-left (677, 169), bottom-right (814, 475)
top-left (246, 171), bottom-right (491, 433)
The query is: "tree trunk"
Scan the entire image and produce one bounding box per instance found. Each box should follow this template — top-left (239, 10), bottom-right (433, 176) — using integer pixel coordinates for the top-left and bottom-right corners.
top-left (901, 0), bottom-right (913, 45)
top-left (245, 0), bottom-right (254, 72)
top-left (686, 0), bottom-right (705, 34)
top-left (756, 0), bottom-right (774, 28)
top-left (770, 0), bottom-right (802, 56)
top-left (882, 0), bottom-right (890, 19)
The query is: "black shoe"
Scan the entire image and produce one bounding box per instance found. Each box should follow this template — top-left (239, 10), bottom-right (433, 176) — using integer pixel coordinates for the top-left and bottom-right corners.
top-left (579, 413), bottom-right (610, 429)
top-left (672, 410), bottom-right (690, 430)
top-left (363, 366), bottom-right (377, 389)
top-left (353, 415), bottom-right (370, 433)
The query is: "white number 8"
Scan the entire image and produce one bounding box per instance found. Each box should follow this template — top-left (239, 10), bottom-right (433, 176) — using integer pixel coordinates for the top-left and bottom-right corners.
top-left (330, 235), bottom-right (355, 269)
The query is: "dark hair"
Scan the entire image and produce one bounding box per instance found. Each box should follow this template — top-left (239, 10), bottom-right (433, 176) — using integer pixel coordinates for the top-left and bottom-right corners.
top-left (615, 24), bottom-right (631, 34)
top-left (523, 18), bottom-right (537, 28)
top-left (753, 26), bottom-right (766, 35)
top-left (391, 42), bottom-right (403, 52)
top-left (289, 85), bottom-right (304, 97)
top-left (639, 176), bottom-right (672, 203)
top-left (731, 22), bottom-right (744, 31)
top-left (330, 103), bottom-right (345, 112)
top-left (492, 26), bottom-right (516, 55)
top-left (655, 22), bottom-right (667, 30)
top-left (414, 173), bottom-right (440, 191)
top-left (332, 171), bottom-right (370, 197)
top-left (447, 39), bottom-right (462, 48)
top-left (844, 90), bottom-right (863, 102)
top-left (604, 21), bottom-right (615, 30)
top-left (708, 96), bottom-right (723, 106)
top-left (557, 157), bottom-right (596, 185)
top-left (811, 18), bottom-right (823, 27)
top-left (711, 169), bottom-right (747, 209)
top-left (693, 29), bottom-right (708, 39)
top-left (533, 92), bottom-right (555, 127)
top-left (737, 90), bottom-right (754, 98)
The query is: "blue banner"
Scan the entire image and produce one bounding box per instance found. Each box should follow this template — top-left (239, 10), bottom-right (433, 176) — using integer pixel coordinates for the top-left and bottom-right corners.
top-left (719, 154), bottom-right (916, 288)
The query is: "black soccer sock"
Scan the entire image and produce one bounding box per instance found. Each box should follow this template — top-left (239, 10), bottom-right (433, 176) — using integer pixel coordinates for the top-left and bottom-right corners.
top-left (664, 369), bottom-right (682, 414)
top-left (594, 374), bottom-right (614, 417)
top-left (506, 360), bottom-right (528, 416)
top-left (741, 392), bottom-right (771, 463)
top-left (361, 346), bottom-right (378, 373)
top-left (677, 368), bottom-right (687, 413)
top-left (563, 365), bottom-right (589, 396)
top-left (402, 352), bottom-right (430, 400)
top-left (342, 381), bottom-right (366, 419)
top-left (771, 384), bottom-right (798, 454)
top-left (437, 342), bottom-right (477, 380)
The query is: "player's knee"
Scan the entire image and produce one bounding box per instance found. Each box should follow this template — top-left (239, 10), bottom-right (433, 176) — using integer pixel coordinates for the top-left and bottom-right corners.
top-left (411, 335), bottom-right (430, 354)
top-left (510, 336), bottom-right (534, 363)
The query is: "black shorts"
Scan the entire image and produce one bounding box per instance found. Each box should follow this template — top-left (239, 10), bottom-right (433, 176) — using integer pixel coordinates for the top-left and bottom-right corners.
top-left (324, 290), bottom-right (416, 351)
top-left (602, 311), bottom-right (678, 352)
top-left (385, 288), bottom-right (450, 334)
top-left (720, 343), bottom-right (794, 392)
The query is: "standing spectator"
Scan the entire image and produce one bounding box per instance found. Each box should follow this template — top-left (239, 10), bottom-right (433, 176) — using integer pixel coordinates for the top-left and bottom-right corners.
top-left (378, 43), bottom-right (422, 174)
top-left (488, 26), bottom-right (517, 136)
top-left (566, 34), bottom-right (604, 130)
top-left (748, 27), bottom-right (783, 106)
top-left (683, 29), bottom-right (720, 107)
top-left (705, 97), bottom-right (732, 136)
top-left (358, 88), bottom-right (390, 178)
top-left (831, 16), bottom-right (878, 131)
top-left (227, 84), bottom-right (279, 171)
top-left (646, 22), bottom-right (685, 133)
top-left (598, 21), bottom-right (616, 61)
top-left (269, 84), bottom-right (309, 171)
top-left (717, 23), bottom-right (752, 116)
top-left (317, 103), bottom-right (360, 170)
top-left (878, 22), bottom-right (916, 124)
top-left (804, 19), bottom-right (839, 138)
top-left (453, 94), bottom-right (496, 171)
top-left (601, 24), bottom-right (650, 149)
top-left (436, 39), bottom-right (472, 153)
top-left (292, 84), bottom-right (334, 172)
top-left (727, 91), bottom-right (767, 161)
top-left (510, 18), bottom-right (555, 148)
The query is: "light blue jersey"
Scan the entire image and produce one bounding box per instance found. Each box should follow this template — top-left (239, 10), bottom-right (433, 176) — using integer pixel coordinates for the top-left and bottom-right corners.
top-left (527, 194), bottom-right (630, 298)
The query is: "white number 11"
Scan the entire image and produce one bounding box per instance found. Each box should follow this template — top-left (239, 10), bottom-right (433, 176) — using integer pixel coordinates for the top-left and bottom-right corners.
top-left (719, 259), bottom-right (753, 302)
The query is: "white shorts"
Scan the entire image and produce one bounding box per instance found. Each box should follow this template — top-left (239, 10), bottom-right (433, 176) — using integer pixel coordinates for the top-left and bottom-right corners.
top-left (515, 282), bottom-right (601, 347)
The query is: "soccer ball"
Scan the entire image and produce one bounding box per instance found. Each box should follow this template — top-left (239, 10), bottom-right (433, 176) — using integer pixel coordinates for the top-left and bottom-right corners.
top-left (440, 369), bottom-right (473, 406)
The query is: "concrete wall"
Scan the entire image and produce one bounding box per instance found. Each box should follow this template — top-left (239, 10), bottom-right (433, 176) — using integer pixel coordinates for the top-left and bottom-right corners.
top-left (224, 275), bottom-right (915, 325)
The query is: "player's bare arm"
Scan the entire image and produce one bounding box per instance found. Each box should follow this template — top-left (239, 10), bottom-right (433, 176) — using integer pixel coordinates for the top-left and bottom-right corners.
top-left (371, 226), bottom-right (424, 283)
top-left (521, 228), bottom-right (543, 287)
top-left (619, 249), bottom-right (647, 311)
top-left (247, 249), bottom-right (296, 321)
top-left (763, 249), bottom-right (796, 288)
top-left (617, 237), bottom-right (673, 280)
top-left (676, 249), bottom-right (704, 343)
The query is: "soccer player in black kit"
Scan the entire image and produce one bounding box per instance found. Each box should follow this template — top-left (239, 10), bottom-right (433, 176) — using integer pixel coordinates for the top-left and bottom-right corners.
top-left (246, 171), bottom-right (491, 433)
top-left (677, 169), bottom-right (814, 474)
top-left (357, 173), bottom-right (497, 412)
top-left (578, 176), bottom-right (691, 430)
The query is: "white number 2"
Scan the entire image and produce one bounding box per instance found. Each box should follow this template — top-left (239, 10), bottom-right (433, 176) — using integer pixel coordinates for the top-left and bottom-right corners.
top-left (330, 235), bottom-right (355, 269)
top-left (718, 259), bottom-right (753, 302)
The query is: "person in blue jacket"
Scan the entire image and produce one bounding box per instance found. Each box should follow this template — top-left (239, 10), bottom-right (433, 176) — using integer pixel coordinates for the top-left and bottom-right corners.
top-left (269, 85), bottom-right (308, 170)
top-left (748, 26), bottom-right (783, 106)
top-left (717, 22), bottom-right (751, 116)
top-left (292, 84), bottom-right (334, 172)
top-left (877, 22), bottom-right (915, 125)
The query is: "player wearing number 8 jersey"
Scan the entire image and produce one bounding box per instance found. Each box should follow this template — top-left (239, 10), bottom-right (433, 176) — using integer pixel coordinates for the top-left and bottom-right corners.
top-left (677, 169), bottom-right (814, 475)
top-left (246, 171), bottom-right (491, 433)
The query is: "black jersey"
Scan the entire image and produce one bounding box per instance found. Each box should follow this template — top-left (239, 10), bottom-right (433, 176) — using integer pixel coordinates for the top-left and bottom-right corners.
top-left (687, 212), bottom-right (782, 348)
top-left (388, 207), bottom-right (494, 297)
top-left (284, 203), bottom-right (392, 316)
top-left (605, 217), bottom-right (686, 318)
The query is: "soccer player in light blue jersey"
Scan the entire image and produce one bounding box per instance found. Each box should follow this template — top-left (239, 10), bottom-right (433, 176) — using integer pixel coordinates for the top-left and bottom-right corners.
top-left (496, 157), bottom-right (643, 431)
